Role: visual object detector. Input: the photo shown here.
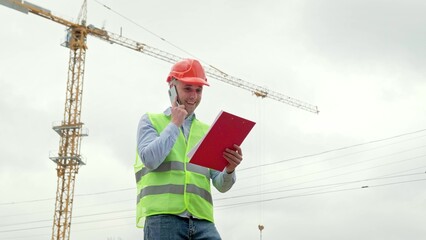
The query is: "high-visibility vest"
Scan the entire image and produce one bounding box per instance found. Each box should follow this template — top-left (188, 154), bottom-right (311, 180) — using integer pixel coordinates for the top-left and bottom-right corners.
top-left (134, 113), bottom-right (213, 228)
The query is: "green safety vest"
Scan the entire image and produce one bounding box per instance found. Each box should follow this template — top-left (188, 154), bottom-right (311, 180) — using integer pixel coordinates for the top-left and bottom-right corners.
top-left (134, 113), bottom-right (213, 228)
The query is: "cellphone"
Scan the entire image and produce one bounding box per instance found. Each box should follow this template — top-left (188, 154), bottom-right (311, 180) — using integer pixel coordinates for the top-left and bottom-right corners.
top-left (168, 85), bottom-right (180, 105)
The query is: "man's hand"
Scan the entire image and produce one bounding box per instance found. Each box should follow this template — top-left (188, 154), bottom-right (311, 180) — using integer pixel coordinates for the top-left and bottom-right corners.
top-left (224, 144), bottom-right (243, 174)
top-left (171, 99), bottom-right (187, 127)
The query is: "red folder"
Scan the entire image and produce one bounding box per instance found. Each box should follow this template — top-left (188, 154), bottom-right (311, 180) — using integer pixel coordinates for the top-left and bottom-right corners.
top-left (188, 110), bottom-right (256, 171)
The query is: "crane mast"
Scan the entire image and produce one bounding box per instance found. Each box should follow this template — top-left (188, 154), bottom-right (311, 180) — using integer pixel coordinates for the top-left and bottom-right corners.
top-left (0, 1), bottom-right (88, 239)
top-left (49, 25), bottom-right (88, 240)
top-left (0, 0), bottom-right (319, 239)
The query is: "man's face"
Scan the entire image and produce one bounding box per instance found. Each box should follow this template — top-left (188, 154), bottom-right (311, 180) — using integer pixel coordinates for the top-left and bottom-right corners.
top-left (175, 82), bottom-right (203, 115)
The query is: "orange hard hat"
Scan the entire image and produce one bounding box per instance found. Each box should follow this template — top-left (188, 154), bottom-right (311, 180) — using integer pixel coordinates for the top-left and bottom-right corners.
top-left (166, 59), bottom-right (209, 86)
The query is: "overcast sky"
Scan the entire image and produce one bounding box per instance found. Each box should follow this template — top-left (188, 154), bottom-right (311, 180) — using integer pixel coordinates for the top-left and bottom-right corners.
top-left (1, 0), bottom-right (426, 239)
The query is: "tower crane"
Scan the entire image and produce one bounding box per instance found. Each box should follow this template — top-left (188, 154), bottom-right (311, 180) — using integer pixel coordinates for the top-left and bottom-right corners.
top-left (1, 0), bottom-right (319, 240)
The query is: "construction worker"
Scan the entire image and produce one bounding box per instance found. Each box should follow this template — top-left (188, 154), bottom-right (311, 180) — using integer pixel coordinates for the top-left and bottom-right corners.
top-left (135, 58), bottom-right (243, 240)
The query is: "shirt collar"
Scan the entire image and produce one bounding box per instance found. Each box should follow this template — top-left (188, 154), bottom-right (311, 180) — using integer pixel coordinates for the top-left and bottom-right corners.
top-left (164, 107), bottom-right (196, 120)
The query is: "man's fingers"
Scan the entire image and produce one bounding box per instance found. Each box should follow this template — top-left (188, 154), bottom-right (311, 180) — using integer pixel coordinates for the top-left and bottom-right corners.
top-left (223, 150), bottom-right (242, 163)
top-left (234, 144), bottom-right (243, 157)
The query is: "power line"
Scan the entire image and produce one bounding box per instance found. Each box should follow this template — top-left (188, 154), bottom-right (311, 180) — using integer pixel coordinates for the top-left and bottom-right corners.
top-left (215, 178), bottom-right (426, 209)
top-left (1, 222), bottom-right (134, 240)
top-left (234, 152), bottom-right (426, 194)
top-left (2, 172), bottom-right (425, 231)
top-left (4, 129), bottom-right (424, 206)
top-left (1, 125), bottom-right (425, 237)
top-left (75, 187), bottom-right (133, 197)
top-left (239, 136), bottom-right (426, 181)
top-left (0, 198), bottom-right (54, 206)
top-left (0, 225), bottom-right (52, 233)
top-left (215, 172), bottom-right (426, 202)
top-left (0, 214), bottom-right (134, 233)
top-left (0, 209), bottom-right (134, 228)
top-left (1, 177), bottom-right (424, 236)
top-left (239, 128), bottom-right (426, 171)
top-left (0, 188), bottom-right (133, 206)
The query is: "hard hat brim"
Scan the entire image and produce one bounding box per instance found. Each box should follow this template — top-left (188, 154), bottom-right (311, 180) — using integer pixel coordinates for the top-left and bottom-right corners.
top-left (176, 77), bottom-right (210, 86)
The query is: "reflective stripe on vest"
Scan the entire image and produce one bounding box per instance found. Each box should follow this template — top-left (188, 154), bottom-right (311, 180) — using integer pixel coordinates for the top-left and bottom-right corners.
top-left (137, 183), bottom-right (213, 205)
top-left (135, 161), bottom-right (210, 183)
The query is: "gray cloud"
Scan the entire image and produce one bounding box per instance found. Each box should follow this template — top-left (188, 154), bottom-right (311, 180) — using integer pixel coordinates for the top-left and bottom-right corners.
top-left (301, 0), bottom-right (426, 70)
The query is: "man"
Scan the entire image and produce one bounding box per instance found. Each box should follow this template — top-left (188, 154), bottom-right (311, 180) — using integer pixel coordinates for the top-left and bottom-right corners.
top-left (135, 58), bottom-right (243, 240)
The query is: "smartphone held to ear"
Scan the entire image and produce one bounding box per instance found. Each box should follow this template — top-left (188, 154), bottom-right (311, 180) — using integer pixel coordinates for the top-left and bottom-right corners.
top-left (168, 86), bottom-right (180, 105)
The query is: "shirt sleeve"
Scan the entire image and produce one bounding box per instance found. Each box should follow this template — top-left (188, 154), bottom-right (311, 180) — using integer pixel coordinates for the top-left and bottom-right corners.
top-left (137, 113), bottom-right (180, 170)
top-left (210, 169), bottom-right (236, 193)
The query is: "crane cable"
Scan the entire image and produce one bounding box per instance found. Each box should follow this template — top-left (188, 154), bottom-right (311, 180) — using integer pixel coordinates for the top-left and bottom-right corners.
top-left (255, 98), bottom-right (265, 234)
top-left (93, 0), bottom-right (200, 61)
